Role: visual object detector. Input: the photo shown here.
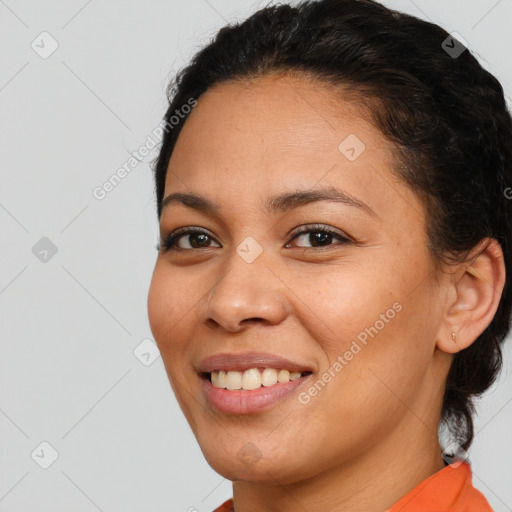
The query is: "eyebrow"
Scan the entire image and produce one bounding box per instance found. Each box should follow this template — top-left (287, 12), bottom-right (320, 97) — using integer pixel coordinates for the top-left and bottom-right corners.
top-left (161, 185), bottom-right (378, 218)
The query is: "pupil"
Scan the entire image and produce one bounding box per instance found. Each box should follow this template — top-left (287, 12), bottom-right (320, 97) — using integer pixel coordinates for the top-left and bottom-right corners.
top-left (191, 234), bottom-right (209, 248)
top-left (311, 231), bottom-right (330, 246)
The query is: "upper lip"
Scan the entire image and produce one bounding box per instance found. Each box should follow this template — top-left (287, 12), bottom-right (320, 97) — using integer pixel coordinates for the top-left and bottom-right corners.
top-left (197, 351), bottom-right (315, 374)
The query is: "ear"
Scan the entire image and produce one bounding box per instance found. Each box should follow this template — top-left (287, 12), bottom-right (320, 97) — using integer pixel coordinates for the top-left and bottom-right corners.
top-left (436, 238), bottom-right (506, 354)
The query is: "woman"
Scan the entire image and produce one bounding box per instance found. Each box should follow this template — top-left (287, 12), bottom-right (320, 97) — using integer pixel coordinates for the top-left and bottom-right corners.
top-left (147, 0), bottom-right (511, 510)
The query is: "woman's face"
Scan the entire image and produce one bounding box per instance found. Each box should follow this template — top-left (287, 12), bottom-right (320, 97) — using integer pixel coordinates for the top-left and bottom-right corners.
top-left (147, 74), bottom-right (451, 483)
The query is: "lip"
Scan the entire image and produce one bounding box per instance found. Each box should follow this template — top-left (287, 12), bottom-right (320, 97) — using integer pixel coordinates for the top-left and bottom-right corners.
top-left (201, 373), bottom-right (313, 415)
top-left (197, 351), bottom-right (315, 373)
top-left (196, 351), bottom-right (315, 415)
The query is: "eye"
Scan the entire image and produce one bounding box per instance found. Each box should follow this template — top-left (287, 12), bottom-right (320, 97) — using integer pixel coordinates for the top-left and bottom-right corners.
top-left (284, 224), bottom-right (352, 249)
top-left (159, 227), bottom-right (221, 252)
top-left (158, 223), bottom-right (352, 253)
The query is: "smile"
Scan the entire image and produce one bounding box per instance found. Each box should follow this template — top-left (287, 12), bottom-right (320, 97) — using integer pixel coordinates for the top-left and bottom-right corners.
top-left (208, 368), bottom-right (311, 390)
top-left (200, 370), bottom-right (313, 415)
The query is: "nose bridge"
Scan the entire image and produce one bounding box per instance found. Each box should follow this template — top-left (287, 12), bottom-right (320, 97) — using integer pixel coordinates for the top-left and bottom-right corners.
top-left (199, 239), bottom-right (289, 331)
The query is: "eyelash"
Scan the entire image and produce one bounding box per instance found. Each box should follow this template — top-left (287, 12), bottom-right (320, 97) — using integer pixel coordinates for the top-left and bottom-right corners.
top-left (158, 224), bottom-right (352, 253)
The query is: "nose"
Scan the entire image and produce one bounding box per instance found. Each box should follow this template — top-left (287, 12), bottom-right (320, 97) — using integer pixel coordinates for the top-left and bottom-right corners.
top-left (197, 249), bottom-right (291, 333)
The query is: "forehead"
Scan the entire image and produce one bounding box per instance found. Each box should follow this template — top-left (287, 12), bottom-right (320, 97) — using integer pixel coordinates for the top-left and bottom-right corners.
top-left (163, 74), bottom-right (421, 224)
top-left (170, 74), bottom-right (375, 164)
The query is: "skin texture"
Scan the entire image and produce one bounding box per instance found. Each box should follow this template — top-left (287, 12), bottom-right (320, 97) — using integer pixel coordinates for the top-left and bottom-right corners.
top-left (147, 74), bottom-right (506, 512)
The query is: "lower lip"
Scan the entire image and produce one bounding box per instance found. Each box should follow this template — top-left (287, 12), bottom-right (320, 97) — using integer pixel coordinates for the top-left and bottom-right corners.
top-left (202, 374), bottom-right (312, 415)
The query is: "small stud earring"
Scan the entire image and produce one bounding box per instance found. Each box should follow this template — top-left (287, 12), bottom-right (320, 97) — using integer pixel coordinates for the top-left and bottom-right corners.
top-left (452, 332), bottom-right (457, 343)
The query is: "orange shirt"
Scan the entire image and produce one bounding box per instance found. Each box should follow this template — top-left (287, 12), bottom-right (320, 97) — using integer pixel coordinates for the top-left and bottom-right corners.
top-left (212, 461), bottom-right (494, 512)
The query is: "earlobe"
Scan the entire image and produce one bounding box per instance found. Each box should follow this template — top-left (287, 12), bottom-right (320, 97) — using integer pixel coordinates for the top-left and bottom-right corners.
top-left (437, 330), bottom-right (462, 355)
top-left (436, 238), bottom-right (506, 354)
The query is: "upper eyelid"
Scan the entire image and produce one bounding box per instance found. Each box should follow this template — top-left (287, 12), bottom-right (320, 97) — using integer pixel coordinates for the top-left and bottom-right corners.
top-left (163, 224), bottom-right (346, 240)
top-left (161, 224), bottom-right (351, 249)
top-left (289, 223), bottom-right (349, 238)
top-left (286, 225), bottom-right (352, 247)
top-left (161, 226), bottom-right (220, 246)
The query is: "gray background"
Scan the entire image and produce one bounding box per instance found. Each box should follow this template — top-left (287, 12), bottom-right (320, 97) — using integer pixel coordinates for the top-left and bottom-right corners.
top-left (0, 0), bottom-right (511, 510)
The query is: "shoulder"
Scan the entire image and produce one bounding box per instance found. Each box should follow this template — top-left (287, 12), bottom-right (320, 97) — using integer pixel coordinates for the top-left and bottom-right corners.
top-left (212, 498), bottom-right (234, 512)
top-left (387, 461), bottom-right (494, 512)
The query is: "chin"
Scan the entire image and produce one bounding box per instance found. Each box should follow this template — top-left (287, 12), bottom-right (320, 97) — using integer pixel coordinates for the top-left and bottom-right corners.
top-left (200, 441), bottom-right (313, 484)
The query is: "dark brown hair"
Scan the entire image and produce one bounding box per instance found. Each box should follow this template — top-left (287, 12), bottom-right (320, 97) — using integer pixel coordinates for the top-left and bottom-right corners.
top-left (152, 0), bottom-right (512, 451)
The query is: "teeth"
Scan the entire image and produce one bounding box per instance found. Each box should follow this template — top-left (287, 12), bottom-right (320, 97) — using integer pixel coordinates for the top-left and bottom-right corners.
top-left (277, 369), bottom-right (290, 383)
top-left (211, 370), bottom-right (226, 388)
top-left (241, 368), bottom-right (261, 390)
top-left (261, 368), bottom-right (278, 387)
top-left (210, 368), bottom-right (305, 390)
top-left (225, 370), bottom-right (242, 390)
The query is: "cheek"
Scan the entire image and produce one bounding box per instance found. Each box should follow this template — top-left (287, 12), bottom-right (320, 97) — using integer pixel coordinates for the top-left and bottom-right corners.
top-left (288, 260), bottom-right (397, 355)
top-left (289, 256), bottom-right (437, 401)
top-left (147, 263), bottom-right (195, 364)
top-left (147, 265), bottom-right (169, 347)
top-left (147, 263), bottom-right (203, 423)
